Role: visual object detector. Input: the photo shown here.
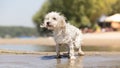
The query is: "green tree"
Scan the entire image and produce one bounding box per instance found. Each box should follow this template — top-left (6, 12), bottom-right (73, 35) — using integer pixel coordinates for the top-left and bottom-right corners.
top-left (33, 0), bottom-right (116, 36)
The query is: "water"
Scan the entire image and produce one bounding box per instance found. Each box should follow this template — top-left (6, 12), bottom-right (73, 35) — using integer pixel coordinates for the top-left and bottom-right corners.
top-left (0, 45), bottom-right (120, 68)
top-left (0, 44), bottom-right (120, 52)
top-left (0, 44), bottom-right (56, 52)
top-left (0, 54), bottom-right (120, 68)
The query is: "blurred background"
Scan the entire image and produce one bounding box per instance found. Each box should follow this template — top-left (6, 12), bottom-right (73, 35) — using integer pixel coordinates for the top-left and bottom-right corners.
top-left (0, 0), bottom-right (120, 52)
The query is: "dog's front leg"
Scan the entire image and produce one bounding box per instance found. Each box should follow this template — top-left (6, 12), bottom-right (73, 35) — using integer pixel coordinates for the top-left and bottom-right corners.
top-left (69, 43), bottom-right (76, 59)
top-left (56, 44), bottom-right (61, 58)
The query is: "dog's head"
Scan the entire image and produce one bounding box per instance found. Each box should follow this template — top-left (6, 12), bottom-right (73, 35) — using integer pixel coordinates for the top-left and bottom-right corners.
top-left (41, 12), bottom-right (66, 30)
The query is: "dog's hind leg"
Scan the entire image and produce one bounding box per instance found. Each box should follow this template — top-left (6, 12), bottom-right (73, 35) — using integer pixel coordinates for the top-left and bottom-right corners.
top-left (74, 34), bottom-right (84, 56)
top-left (78, 46), bottom-right (85, 56)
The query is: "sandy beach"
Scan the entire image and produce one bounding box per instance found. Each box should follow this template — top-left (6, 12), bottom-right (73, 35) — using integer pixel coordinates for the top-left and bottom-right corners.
top-left (83, 32), bottom-right (120, 46)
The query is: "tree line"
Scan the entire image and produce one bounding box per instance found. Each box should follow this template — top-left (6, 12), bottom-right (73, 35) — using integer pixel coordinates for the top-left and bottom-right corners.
top-left (0, 26), bottom-right (39, 38)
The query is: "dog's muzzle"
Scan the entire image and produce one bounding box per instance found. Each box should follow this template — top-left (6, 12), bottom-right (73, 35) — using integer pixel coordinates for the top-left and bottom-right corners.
top-left (46, 22), bottom-right (53, 27)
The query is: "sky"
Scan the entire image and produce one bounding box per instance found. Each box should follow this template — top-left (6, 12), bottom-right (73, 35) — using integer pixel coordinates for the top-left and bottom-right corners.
top-left (0, 0), bottom-right (45, 27)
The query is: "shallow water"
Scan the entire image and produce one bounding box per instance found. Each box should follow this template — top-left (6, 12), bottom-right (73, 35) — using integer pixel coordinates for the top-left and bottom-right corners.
top-left (0, 54), bottom-right (120, 68)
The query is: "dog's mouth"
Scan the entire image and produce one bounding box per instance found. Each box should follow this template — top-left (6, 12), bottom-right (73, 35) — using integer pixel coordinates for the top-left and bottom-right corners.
top-left (46, 24), bottom-right (54, 30)
top-left (47, 24), bottom-right (53, 27)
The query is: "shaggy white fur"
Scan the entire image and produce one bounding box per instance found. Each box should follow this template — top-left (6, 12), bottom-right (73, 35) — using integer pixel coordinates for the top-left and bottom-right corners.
top-left (41, 12), bottom-right (84, 59)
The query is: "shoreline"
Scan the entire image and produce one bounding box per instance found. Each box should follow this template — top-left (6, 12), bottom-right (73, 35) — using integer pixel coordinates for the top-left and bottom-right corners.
top-left (0, 49), bottom-right (120, 55)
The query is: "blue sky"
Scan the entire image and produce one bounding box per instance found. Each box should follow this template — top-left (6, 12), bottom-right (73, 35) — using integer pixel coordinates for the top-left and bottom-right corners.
top-left (0, 0), bottom-right (45, 27)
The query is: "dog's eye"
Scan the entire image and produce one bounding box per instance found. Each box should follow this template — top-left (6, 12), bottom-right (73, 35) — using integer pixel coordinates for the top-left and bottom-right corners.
top-left (53, 17), bottom-right (56, 20)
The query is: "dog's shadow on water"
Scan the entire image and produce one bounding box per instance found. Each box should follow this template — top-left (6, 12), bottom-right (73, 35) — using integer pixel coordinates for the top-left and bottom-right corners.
top-left (41, 55), bottom-right (56, 60)
top-left (41, 55), bottom-right (68, 60)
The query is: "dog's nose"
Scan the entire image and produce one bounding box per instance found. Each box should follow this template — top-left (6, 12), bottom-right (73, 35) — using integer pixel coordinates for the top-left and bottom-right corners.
top-left (47, 22), bottom-right (50, 25)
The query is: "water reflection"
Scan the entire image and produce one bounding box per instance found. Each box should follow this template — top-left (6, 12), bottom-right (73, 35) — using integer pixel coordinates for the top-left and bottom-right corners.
top-left (56, 56), bottom-right (83, 68)
top-left (55, 55), bottom-right (120, 68)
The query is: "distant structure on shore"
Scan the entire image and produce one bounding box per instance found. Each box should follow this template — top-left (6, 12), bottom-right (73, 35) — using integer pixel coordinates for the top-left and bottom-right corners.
top-left (97, 14), bottom-right (120, 32)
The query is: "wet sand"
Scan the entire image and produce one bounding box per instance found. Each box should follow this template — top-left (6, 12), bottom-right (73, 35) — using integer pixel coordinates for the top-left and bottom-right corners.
top-left (0, 53), bottom-right (120, 68)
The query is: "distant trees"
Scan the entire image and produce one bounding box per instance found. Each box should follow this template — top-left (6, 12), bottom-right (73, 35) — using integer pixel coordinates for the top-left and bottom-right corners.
top-left (0, 26), bottom-right (38, 38)
top-left (111, 0), bottom-right (120, 14)
top-left (33, 0), bottom-right (118, 36)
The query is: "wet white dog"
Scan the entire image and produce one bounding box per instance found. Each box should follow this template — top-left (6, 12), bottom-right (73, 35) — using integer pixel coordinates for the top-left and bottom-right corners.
top-left (41, 12), bottom-right (84, 59)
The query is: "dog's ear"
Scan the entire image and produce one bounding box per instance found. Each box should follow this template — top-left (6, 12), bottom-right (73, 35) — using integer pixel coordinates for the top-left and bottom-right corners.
top-left (59, 16), bottom-right (66, 28)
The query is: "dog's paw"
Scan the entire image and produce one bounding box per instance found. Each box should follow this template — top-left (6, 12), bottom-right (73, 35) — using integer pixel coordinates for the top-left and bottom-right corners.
top-left (78, 52), bottom-right (85, 56)
top-left (55, 55), bottom-right (62, 59)
top-left (63, 53), bottom-right (69, 57)
top-left (70, 56), bottom-right (76, 60)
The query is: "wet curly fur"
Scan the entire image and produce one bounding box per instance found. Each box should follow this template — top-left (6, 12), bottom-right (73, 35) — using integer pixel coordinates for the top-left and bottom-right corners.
top-left (41, 12), bottom-right (84, 59)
